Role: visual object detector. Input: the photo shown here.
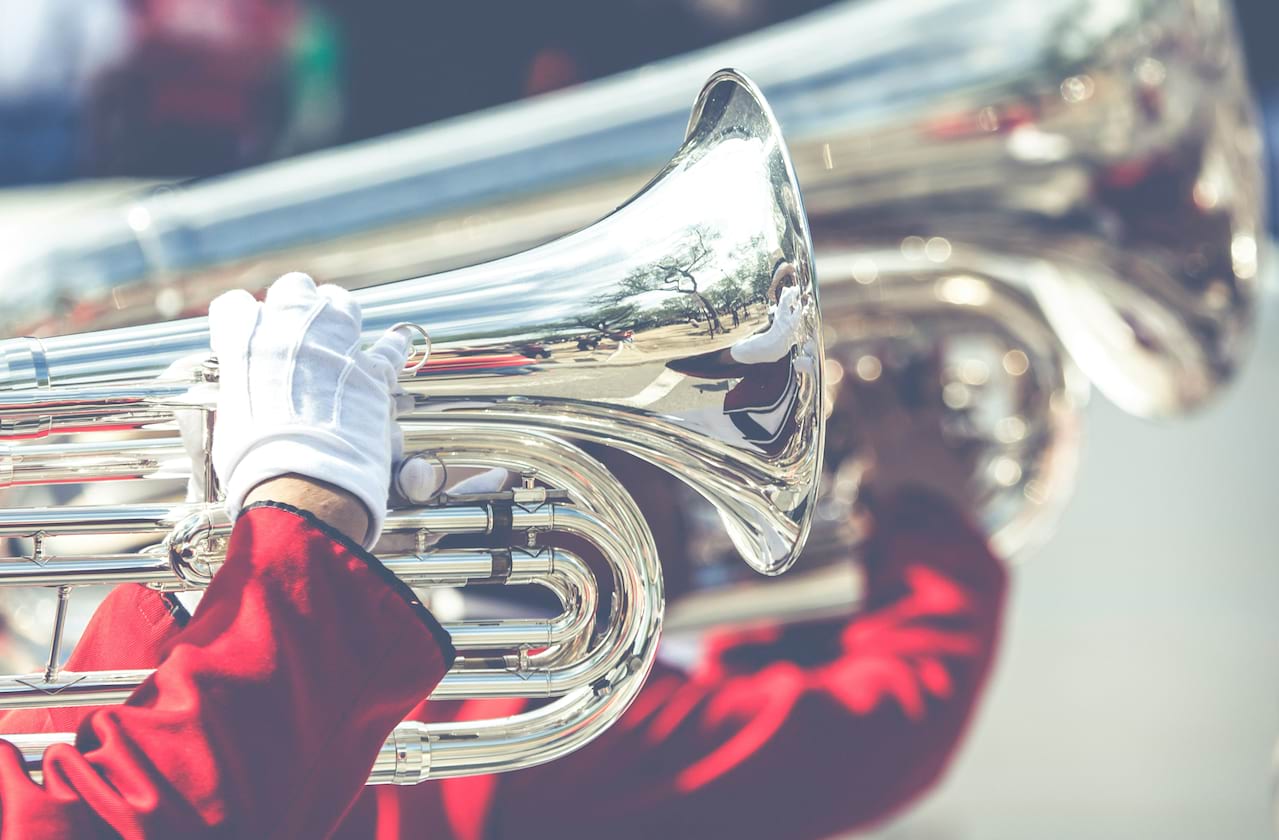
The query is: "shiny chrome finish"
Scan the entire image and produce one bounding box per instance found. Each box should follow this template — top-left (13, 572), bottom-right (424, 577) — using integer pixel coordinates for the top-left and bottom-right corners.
top-left (0, 438), bottom-right (187, 488)
top-left (813, 246), bottom-right (1087, 561)
top-left (0, 0), bottom-right (1261, 729)
top-left (666, 247), bottom-right (1088, 632)
top-left (0, 70), bottom-right (824, 576)
top-left (12, 249), bottom-right (1087, 635)
top-left (1, 0), bottom-right (1258, 640)
top-left (0, 0), bottom-right (1262, 418)
top-left (1, 427), bottom-right (664, 784)
top-left (0, 70), bottom-right (824, 781)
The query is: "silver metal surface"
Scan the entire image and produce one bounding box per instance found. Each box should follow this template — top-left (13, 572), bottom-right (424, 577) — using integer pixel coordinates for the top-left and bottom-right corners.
top-left (0, 0), bottom-right (1265, 778)
top-left (0, 0), bottom-right (1262, 419)
top-left (0, 70), bottom-right (824, 577)
top-left (4, 426), bottom-right (665, 784)
top-left (0, 70), bottom-right (825, 782)
top-left (664, 246), bottom-right (1088, 632)
top-left (0, 438), bottom-right (187, 488)
top-left (813, 249), bottom-right (1086, 561)
top-left (0, 0), bottom-right (1260, 635)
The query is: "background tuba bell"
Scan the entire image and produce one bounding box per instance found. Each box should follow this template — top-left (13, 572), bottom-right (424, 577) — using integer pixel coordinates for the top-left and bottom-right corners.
top-left (0, 0), bottom-right (1261, 419)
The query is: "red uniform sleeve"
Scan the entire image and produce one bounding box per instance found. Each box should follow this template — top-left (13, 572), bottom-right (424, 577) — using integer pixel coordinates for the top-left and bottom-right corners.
top-left (0, 501), bottom-right (455, 840)
top-left (494, 489), bottom-right (1007, 840)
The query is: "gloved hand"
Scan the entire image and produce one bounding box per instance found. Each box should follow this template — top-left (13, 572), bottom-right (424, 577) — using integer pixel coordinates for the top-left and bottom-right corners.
top-left (209, 272), bottom-right (409, 549)
top-left (729, 284), bottom-right (803, 365)
top-left (155, 353), bottom-right (216, 504)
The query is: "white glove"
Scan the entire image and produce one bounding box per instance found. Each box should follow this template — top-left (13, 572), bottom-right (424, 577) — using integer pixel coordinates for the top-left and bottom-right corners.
top-left (209, 272), bottom-right (409, 549)
top-left (730, 285), bottom-right (803, 365)
top-left (155, 354), bottom-right (217, 503)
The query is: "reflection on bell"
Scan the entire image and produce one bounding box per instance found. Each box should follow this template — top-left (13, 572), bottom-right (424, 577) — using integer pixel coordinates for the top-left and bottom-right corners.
top-left (665, 247), bottom-right (1089, 633)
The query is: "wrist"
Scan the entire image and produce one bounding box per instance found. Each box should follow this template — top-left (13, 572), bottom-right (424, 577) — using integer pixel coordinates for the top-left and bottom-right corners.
top-left (244, 475), bottom-right (371, 545)
top-left (221, 431), bottom-right (390, 547)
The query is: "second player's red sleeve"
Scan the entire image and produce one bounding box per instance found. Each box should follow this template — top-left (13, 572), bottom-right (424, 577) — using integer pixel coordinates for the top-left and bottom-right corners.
top-left (491, 489), bottom-right (1008, 840)
top-left (0, 501), bottom-right (455, 839)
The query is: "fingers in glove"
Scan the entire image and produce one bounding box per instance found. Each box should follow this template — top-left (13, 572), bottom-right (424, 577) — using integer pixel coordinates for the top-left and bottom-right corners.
top-left (392, 461), bottom-right (511, 506)
top-left (387, 407), bottom-right (420, 504)
top-left (393, 390), bottom-right (417, 417)
top-left (395, 455), bottom-right (447, 504)
top-left (158, 355), bottom-right (217, 504)
top-left (208, 289), bottom-right (261, 363)
top-left (389, 400), bottom-right (406, 466)
top-left (316, 282), bottom-right (363, 334)
top-left (369, 326), bottom-right (412, 367)
top-left (158, 353), bottom-right (206, 382)
top-left (177, 407), bottom-right (212, 503)
top-left (364, 327), bottom-right (412, 388)
top-left (158, 354), bottom-right (218, 409)
top-left (265, 271), bottom-right (319, 305)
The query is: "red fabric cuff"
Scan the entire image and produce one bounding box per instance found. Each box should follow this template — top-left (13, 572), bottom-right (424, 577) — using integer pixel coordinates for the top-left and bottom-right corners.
top-left (238, 500), bottom-right (456, 664)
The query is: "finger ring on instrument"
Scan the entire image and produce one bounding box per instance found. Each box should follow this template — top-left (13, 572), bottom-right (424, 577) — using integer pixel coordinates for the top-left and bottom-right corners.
top-left (391, 322), bottom-right (432, 376)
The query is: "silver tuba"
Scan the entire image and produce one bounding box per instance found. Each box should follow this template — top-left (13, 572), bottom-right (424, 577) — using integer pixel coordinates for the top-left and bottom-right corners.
top-left (0, 1), bottom-right (1264, 640)
top-left (0, 0), bottom-right (1262, 418)
top-left (0, 70), bottom-right (825, 783)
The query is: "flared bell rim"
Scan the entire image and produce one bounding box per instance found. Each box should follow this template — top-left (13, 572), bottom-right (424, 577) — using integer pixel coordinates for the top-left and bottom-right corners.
top-left (684, 68), bottom-right (826, 576)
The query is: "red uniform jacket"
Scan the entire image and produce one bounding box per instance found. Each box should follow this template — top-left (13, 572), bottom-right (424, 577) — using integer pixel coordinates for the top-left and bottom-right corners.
top-left (0, 491), bottom-right (1006, 839)
top-left (0, 502), bottom-right (455, 838)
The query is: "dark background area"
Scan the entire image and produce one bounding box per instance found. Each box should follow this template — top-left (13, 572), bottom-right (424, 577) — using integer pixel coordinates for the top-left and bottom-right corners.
top-left (321, 0), bottom-right (835, 142)
top-left (3, 0), bottom-right (1274, 185)
top-left (1237, 0), bottom-right (1279, 87)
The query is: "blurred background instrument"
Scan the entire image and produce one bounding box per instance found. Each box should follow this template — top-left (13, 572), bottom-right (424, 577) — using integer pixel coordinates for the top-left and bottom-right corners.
top-left (0, 0), bottom-right (1262, 419)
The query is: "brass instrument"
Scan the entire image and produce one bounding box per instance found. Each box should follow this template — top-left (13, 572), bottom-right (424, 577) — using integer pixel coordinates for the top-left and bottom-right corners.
top-left (1, 0), bottom-right (1261, 418)
top-left (0, 0), bottom-right (1265, 740)
top-left (0, 2), bottom-right (1260, 625)
top-left (669, 247), bottom-right (1088, 632)
top-left (0, 71), bottom-right (825, 783)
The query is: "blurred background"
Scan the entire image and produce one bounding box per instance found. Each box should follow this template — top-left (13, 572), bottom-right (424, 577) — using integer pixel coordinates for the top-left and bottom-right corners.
top-left (0, 0), bottom-right (1277, 837)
